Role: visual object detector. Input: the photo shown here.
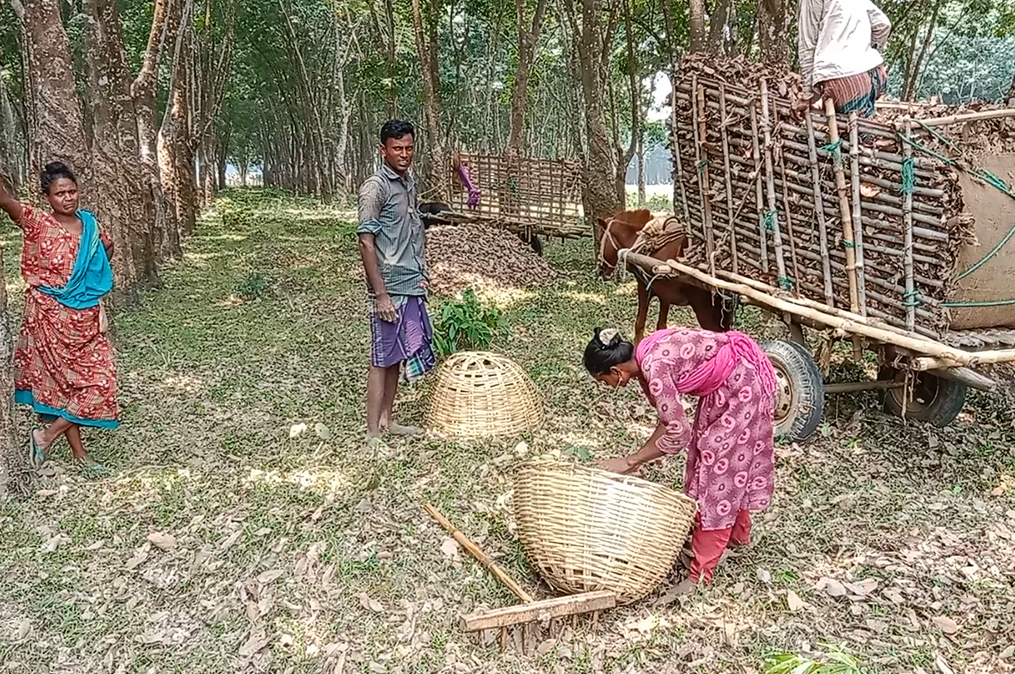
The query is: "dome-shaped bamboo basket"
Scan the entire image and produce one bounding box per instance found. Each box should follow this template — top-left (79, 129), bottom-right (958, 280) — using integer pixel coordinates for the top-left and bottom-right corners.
top-left (424, 351), bottom-right (541, 438)
top-left (512, 458), bottom-right (697, 605)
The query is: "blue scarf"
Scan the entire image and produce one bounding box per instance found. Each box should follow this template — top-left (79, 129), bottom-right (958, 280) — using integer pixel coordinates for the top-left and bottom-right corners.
top-left (37, 209), bottom-right (114, 309)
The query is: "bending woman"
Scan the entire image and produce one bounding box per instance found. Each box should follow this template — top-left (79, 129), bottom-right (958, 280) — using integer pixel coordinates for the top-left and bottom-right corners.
top-left (0, 163), bottom-right (119, 468)
top-left (584, 327), bottom-right (777, 587)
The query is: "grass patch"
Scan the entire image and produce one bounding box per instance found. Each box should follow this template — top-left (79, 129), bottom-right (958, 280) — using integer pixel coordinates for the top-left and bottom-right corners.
top-left (1, 189), bottom-right (1014, 673)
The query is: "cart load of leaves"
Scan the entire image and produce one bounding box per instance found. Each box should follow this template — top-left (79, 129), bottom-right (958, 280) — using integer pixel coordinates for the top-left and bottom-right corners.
top-left (425, 223), bottom-right (557, 296)
top-left (671, 54), bottom-right (1015, 341)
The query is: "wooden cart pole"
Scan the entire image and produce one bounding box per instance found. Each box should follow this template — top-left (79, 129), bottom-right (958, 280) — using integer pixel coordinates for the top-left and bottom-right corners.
top-left (823, 99), bottom-right (863, 359)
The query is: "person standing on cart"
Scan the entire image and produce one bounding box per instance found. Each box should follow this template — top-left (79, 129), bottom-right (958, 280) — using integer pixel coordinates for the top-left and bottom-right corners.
top-left (792, 0), bottom-right (892, 119)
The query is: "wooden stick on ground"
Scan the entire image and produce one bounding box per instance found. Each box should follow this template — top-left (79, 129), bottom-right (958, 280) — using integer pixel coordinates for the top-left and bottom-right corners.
top-left (423, 503), bottom-right (617, 634)
top-left (423, 503), bottom-right (533, 603)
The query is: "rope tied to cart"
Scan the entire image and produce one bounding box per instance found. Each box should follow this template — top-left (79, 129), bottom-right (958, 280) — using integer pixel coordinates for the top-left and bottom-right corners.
top-left (819, 138), bottom-right (844, 167)
top-left (897, 120), bottom-right (1015, 308)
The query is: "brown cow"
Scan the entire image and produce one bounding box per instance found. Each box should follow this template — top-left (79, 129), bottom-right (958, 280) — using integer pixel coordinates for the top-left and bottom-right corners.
top-left (596, 209), bottom-right (735, 342)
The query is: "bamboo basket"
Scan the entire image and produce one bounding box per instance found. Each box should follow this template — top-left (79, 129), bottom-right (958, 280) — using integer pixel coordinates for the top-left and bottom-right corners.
top-left (670, 54), bottom-right (1015, 339)
top-left (512, 459), bottom-right (697, 605)
top-left (424, 351), bottom-right (542, 438)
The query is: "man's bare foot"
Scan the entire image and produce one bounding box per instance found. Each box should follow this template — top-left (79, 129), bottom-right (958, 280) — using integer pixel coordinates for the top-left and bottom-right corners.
top-left (386, 423), bottom-right (421, 437)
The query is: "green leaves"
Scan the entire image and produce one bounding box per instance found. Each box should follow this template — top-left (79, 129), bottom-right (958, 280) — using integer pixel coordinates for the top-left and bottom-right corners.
top-left (431, 288), bottom-right (503, 358)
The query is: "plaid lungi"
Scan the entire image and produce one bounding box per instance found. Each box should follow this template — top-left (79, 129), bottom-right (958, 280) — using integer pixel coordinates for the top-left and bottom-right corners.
top-left (368, 294), bottom-right (436, 382)
top-left (817, 64), bottom-right (887, 119)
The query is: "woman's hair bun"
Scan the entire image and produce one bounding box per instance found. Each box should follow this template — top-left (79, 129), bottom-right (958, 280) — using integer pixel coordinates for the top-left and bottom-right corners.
top-left (40, 161), bottom-right (77, 194)
top-left (594, 327), bottom-right (621, 349)
top-left (43, 161), bottom-right (71, 174)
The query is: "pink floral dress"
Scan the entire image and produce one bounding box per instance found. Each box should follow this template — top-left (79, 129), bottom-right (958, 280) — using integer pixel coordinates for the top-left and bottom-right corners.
top-left (638, 329), bottom-right (775, 531)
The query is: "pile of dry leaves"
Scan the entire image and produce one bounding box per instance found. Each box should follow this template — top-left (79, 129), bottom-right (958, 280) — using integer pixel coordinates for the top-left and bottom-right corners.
top-left (425, 223), bottom-right (557, 296)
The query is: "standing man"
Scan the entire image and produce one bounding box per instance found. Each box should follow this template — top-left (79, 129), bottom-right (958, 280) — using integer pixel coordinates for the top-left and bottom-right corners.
top-left (793, 0), bottom-right (892, 119)
top-left (357, 119), bottom-right (435, 443)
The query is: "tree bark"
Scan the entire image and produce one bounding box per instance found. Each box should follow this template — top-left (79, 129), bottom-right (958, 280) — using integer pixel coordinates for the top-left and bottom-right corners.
top-left (563, 0), bottom-right (623, 235)
top-left (84, 0), bottom-right (161, 298)
top-left (688, 0), bottom-right (706, 53)
top-left (410, 0), bottom-right (445, 198)
top-left (158, 0), bottom-right (194, 252)
top-left (707, 0), bottom-right (733, 55)
top-left (21, 0), bottom-right (90, 184)
top-left (506, 0), bottom-right (549, 157)
top-left (131, 0), bottom-right (176, 264)
top-left (757, 0), bottom-right (790, 67)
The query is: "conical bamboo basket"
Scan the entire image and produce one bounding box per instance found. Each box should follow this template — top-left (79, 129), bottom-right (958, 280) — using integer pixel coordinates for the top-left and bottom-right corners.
top-left (425, 351), bottom-right (541, 438)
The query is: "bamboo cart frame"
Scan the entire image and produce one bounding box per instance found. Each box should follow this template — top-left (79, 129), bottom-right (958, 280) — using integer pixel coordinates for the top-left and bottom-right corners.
top-left (658, 69), bottom-right (1015, 437)
top-left (436, 152), bottom-right (587, 241)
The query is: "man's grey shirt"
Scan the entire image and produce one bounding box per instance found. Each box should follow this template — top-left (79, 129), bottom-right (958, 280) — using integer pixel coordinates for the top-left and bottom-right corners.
top-left (357, 163), bottom-right (427, 297)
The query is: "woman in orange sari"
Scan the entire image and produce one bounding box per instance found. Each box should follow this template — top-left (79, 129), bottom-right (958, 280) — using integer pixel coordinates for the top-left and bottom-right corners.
top-left (0, 162), bottom-right (119, 470)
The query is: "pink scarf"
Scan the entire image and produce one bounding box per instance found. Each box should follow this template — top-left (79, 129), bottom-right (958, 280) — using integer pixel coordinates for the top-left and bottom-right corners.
top-left (637, 329), bottom-right (777, 398)
top-left (634, 329), bottom-right (673, 367)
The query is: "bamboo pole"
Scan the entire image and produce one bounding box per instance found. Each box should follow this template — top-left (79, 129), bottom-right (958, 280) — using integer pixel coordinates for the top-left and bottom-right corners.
top-left (748, 100), bottom-right (771, 273)
top-left (619, 250), bottom-right (1004, 367)
top-left (760, 80), bottom-right (789, 286)
top-left (773, 105), bottom-right (802, 296)
top-left (902, 117), bottom-right (916, 332)
top-left (847, 113), bottom-right (868, 315)
top-left (920, 108), bottom-right (1015, 127)
top-left (824, 100), bottom-right (861, 315)
top-left (803, 111), bottom-right (836, 307)
top-left (718, 84), bottom-right (739, 275)
top-left (691, 76), bottom-right (716, 267)
top-left (670, 79), bottom-right (691, 225)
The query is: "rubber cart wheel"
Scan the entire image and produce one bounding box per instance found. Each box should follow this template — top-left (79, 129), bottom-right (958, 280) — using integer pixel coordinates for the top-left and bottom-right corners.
top-left (877, 367), bottom-right (967, 427)
top-left (762, 339), bottom-right (825, 442)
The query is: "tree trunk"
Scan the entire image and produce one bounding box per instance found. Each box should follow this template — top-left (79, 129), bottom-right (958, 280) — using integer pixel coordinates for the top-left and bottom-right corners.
top-left (158, 0), bottom-right (195, 250)
top-left (0, 240), bottom-right (28, 499)
top-left (0, 75), bottom-right (20, 194)
top-left (757, 0), bottom-right (790, 67)
top-left (902, 0), bottom-right (942, 100)
top-left (131, 0), bottom-right (177, 265)
top-left (688, 0), bottom-right (706, 53)
top-left (564, 0), bottom-right (623, 234)
top-left (21, 0), bottom-right (90, 184)
top-left (410, 0), bottom-right (445, 198)
top-left (707, 0), bottom-right (733, 55)
top-left (506, 0), bottom-right (549, 157)
top-left (84, 0), bottom-right (162, 299)
top-left (636, 133), bottom-right (646, 206)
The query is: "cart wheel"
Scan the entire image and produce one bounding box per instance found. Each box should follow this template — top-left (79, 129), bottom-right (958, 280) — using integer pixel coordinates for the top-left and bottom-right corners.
top-left (762, 339), bottom-right (825, 442)
top-left (877, 367), bottom-right (966, 427)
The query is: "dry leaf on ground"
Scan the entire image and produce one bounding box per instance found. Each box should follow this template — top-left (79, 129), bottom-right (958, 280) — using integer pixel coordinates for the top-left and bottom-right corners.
top-left (932, 616), bottom-right (960, 635)
top-left (358, 592), bottom-right (384, 613)
top-left (786, 590), bottom-right (805, 611)
top-left (257, 569), bottom-right (284, 584)
top-left (440, 537), bottom-right (460, 558)
top-left (148, 532), bottom-right (177, 550)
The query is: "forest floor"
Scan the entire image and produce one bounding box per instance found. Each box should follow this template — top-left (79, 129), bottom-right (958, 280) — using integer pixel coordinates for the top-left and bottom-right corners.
top-left (1, 191), bottom-right (1015, 674)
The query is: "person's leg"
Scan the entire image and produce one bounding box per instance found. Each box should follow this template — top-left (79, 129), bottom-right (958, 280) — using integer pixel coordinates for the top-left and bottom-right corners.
top-left (64, 425), bottom-right (88, 461)
top-left (32, 417), bottom-right (73, 456)
top-left (729, 509), bottom-right (752, 547)
top-left (689, 523), bottom-right (734, 585)
top-left (366, 364), bottom-right (388, 439)
top-left (380, 364), bottom-right (421, 436)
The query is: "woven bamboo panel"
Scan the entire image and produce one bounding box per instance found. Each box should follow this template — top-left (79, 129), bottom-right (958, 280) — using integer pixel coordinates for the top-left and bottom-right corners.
top-left (669, 56), bottom-right (1015, 338)
top-left (512, 458), bottom-right (697, 605)
top-left (424, 351), bottom-right (541, 438)
top-left (447, 153), bottom-right (587, 239)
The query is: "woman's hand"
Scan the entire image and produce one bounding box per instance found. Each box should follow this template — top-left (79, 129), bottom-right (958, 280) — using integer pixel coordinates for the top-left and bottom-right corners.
top-left (597, 456), bottom-right (639, 474)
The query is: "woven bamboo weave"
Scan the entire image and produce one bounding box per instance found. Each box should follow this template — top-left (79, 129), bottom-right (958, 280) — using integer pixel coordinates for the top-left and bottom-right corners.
top-left (512, 459), bottom-right (697, 605)
top-left (424, 351), bottom-right (542, 437)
